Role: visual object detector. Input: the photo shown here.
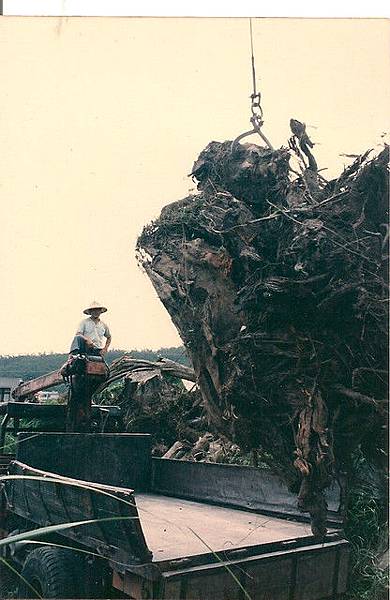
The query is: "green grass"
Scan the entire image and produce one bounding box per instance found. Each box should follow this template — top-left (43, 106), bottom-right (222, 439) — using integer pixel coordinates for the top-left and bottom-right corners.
top-left (344, 491), bottom-right (388, 600)
top-left (0, 417), bottom-right (63, 454)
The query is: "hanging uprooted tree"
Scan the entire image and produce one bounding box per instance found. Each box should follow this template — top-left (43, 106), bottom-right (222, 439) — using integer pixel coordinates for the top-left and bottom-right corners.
top-left (137, 132), bottom-right (388, 538)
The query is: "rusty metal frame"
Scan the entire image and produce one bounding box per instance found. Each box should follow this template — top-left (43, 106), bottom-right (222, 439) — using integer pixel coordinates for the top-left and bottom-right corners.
top-left (12, 370), bottom-right (63, 401)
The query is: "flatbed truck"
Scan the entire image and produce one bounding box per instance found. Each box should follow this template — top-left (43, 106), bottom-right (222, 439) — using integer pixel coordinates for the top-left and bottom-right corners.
top-left (0, 431), bottom-right (349, 599)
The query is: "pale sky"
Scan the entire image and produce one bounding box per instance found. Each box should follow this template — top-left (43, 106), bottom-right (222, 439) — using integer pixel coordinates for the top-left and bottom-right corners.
top-left (0, 17), bottom-right (389, 355)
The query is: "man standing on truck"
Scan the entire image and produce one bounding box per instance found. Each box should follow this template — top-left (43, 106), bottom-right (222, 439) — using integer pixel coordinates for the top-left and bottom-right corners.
top-left (69, 301), bottom-right (112, 357)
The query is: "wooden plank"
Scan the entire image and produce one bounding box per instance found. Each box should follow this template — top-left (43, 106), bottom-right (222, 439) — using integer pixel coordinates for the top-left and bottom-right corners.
top-left (13, 370), bottom-right (63, 400)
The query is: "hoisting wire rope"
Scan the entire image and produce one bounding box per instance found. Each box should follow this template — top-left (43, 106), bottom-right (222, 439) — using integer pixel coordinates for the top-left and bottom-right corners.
top-left (231, 18), bottom-right (274, 151)
top-left (250, 19), bottom-right (256, 96)
top-left (249, 18), bottom-right (261, 119)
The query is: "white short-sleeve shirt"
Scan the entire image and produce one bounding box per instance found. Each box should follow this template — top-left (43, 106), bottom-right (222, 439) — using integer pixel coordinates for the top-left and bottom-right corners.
top-left (76, 317), bottom-right (111, 349)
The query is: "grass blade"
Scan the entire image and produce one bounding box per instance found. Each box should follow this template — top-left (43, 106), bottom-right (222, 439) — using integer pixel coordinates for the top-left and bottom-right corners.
top-left (0, 516), bottom-right (137, 549)
top-left (0, 555), bottom-right (42, 599)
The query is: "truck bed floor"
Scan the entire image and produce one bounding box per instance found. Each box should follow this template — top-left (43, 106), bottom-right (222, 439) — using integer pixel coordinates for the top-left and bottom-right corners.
top-left (135, 493), bottom-right (315, 562)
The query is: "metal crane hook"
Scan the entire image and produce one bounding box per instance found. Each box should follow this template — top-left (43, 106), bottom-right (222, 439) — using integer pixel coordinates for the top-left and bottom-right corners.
top-left (231, 19), bottom-right (274, 153)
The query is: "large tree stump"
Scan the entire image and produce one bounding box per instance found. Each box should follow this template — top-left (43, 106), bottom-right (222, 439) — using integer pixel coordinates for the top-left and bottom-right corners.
top-left (137, 141), bottom-right (388, 537)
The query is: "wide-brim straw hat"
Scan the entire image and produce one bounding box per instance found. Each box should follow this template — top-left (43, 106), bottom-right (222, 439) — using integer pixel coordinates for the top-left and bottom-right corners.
top-left (83, 301), bottom-right (108, 315)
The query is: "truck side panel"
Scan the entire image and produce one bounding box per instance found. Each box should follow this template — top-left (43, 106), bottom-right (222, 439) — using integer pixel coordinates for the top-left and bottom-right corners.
top-left (3, 460), bottom-right (152, 565)
top-left (152, 457), bottom-right (342, 520)
top-left (15, 432), bottom-right (152, 491)
top-left (160, 541), bottom-right (350, 600)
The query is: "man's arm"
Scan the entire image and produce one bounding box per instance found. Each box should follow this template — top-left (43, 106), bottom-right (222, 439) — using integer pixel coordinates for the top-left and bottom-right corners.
top-left (101, 324), bottom-right (112, 355)
top-left (101, 334), bottom-right (112, 355)
top-left (76, 322), bottom-right (94, 347)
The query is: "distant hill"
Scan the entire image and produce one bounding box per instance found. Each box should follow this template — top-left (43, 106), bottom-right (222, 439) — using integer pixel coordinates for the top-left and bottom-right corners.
top-left (0, 346), bottom-right (190, 381)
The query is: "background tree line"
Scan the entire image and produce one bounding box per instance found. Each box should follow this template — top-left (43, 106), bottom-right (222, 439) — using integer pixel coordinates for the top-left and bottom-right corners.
top-left (0, 346), bottom-right (189, 381)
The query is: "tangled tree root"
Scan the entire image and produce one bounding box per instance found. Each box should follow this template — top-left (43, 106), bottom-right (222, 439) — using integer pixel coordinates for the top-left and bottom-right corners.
top-left (137, 140), bottom-right (389, 537)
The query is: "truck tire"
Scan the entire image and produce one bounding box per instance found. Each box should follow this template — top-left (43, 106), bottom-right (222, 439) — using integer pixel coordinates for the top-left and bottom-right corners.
top-left (17, 546), bottom-right (86, 599)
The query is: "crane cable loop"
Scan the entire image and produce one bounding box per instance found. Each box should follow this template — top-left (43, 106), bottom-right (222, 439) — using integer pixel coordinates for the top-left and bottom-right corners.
top-left (231, 19), bottom-right (273, 152)
top-left (249, 18), bottom-right (263, 126)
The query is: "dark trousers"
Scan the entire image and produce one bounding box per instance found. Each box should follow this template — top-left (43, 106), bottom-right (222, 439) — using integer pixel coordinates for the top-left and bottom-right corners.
top-left (69, 335), bottom-right (102, 357)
